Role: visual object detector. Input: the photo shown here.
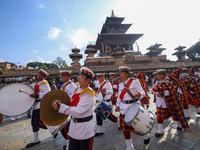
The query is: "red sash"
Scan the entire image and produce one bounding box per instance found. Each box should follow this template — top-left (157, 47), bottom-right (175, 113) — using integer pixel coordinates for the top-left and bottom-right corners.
top-left (34, 80), bottom-right (46, 93)
top-left (98, 81), bottom-right (106, 94)
top-left (70, 93), bottom-right (81, 106)
top-left (119, 79), bottom-right (133, 100)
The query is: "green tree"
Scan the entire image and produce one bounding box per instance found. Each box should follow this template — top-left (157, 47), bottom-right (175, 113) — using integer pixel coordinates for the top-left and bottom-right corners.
top-left (0, 66), bottom-right (6, 70)
top-left (27, 62), bottom-right (58, 69)
top-left (39, 66), bottom-right (48, 69)
top-left (53, 57), bottom-right (68, 68)
top-left (186, 41), bottom-right (200, 61)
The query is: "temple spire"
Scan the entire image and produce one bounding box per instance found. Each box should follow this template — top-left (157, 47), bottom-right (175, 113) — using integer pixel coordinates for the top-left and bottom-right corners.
top-left (111, 10), bottom-right (115, 17)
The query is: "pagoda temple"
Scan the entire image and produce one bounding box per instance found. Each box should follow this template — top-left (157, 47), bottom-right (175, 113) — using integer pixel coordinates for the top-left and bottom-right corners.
top-left (84, 11), bottom-right (145, 66)
top-left (172, 45), bottom-right (188, 62)
top-left (145, 43), bottom-right (168, 62)
top-left (69, 47), bottom-right (82, 68)
top-left (95, 10), bottom-right (143, 55)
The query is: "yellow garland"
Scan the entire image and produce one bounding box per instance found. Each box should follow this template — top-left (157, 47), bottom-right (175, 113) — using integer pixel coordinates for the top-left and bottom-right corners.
top-left (80, 87), bottom-right (95, 96)
top-left (38, 80), bottom-right (48, 86)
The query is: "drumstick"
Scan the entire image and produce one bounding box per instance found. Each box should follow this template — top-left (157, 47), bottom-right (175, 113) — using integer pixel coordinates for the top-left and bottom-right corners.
top-left (125, 87), bottom-right (148, 97)
top-left (19, 89), bottom-right (31, 96)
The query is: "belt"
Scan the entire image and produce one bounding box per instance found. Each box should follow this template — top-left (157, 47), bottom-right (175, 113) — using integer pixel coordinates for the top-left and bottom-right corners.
top-left (71, 115), bottom-right (93, 123)
top-left (122, 98), bottom-right (138, 104)
top-left (35, 99), bottom-right (41, 102)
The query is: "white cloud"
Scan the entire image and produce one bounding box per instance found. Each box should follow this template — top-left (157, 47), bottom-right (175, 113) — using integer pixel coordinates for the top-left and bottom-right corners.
top-left (38, 4), bottom-right (45, 8)
top-left (71, 28), bottom-right (96, 49)
top-left (59, 44), bottom-right (70, 51)
top-left (62, 17), bottom-right (66, 22)
top-left (36, 56), bottom-right (52, 63)
top-left (29, 59), bottom-right (33, 62)
top-left (31, 50), bottom-right (38, 53)
top-left (0, 58), bottom-right (5, 62)
top-left (47, 27), bottom-right (62, 40)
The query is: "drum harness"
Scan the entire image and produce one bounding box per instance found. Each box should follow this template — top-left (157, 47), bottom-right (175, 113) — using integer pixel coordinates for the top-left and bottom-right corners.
top-left (100, 82), bottom-right (111, 103)
top-left (122, 82), bottom-right (138, 104)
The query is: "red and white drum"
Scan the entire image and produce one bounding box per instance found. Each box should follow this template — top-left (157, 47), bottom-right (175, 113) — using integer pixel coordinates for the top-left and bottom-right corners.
top-left (124, 103), bottom-right (155, 135)
top-left (0, 83), bottom-right (34, 116)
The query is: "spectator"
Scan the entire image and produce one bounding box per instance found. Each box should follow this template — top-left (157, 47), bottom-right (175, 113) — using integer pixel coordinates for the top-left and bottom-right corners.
top-left (26, 77), bottom-right (36, 118)
top-left (48, 78), bottom-right (57, 90)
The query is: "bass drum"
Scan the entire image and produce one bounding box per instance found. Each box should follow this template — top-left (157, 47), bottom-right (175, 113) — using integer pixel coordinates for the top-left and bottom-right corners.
top-left (0, 83), bottom-right (34, 116)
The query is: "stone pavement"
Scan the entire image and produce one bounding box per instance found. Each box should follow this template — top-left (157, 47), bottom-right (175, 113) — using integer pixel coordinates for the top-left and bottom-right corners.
top-left (0, 93), bottom-right (200, 150)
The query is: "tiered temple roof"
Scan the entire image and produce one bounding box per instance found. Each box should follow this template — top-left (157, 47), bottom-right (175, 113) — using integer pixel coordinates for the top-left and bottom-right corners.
top-left (145, 43), bottom-right (166, 57)
top-left (172, 45), bottom-right (187, 61)
top-left (95, 11), bottom-right (143, 52)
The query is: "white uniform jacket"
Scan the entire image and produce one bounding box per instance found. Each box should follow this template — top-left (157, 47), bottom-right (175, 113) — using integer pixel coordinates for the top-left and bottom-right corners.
top-left (155, 80), bottom-right (170, 108)
top-left (96, 80), bottom-right (113, 105)
top-left (61, 80), bottom-right (77, 99)
top-left (59, 87), bottom-right (95, 140)
top-left (116, 78), bottom-right (145, 115)
top-left (34, 80), bottom-right (50, 110)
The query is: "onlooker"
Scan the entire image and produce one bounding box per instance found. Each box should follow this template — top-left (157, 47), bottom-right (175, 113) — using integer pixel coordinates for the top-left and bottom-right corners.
top-left (48, 78), bottom-right (57, 90)
top-left (93, 78), bottom-right (99, 95)
top-left (26, 77), bottom-right (36, 118)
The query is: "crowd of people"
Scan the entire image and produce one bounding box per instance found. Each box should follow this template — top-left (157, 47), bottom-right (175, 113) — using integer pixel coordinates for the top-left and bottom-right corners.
top-left (0, 66), bottom-right (200, 150)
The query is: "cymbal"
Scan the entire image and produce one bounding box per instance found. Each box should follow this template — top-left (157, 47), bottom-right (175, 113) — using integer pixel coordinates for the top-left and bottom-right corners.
top-left (40, 111), bottom-right (68, 126)
top-left (40, 89), bottom-right (70, 126)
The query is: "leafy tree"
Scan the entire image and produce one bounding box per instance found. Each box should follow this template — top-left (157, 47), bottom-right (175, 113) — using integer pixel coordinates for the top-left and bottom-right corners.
top-left (53, 57), bottom-right (68, 68)
top-left (27, 62), bottom-right (58, 69)
top-left (0, 66), bottom-right (6, 69)
top-left (186, 41), bottom-right (200, 61)
top-left (39, 66), bottom-right (48, 69)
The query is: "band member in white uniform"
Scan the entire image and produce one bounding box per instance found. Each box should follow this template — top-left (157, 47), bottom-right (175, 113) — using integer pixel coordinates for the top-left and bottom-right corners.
top-left (53, 67), bottom-right (95, 150)
top-left (115, 66), bottom-right (150, 150)
top-left (95, 73), bottom-right (118, 136)
top-left (60, 70), bottom-right (77, 99)
top-left (26, 69), bottom-right (51, 148)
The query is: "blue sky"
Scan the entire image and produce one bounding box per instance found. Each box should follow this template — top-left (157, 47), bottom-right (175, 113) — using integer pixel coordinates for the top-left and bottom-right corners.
top-left (0, 0), bottom-right (200, 67)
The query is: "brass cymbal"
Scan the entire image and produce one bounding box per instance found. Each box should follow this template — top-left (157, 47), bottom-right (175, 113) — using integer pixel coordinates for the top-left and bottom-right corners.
top-left (40, 89), bottom-right (70, 126)
top-left (40, 111), bottom-right (68, 126)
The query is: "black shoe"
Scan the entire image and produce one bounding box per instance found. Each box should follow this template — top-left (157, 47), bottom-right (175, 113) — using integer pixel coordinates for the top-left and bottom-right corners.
top-left (118, 127), bottom-right (121, 130)
top-left (26, 141), bottom-right (41, 148)
top-left (155, 112), bottom-right (157, 115)
top-left (186, 117), bottom-right (190, 119)
top-left (197, 112), bottom-right (200, 115)
top-left (28, 115), bottom-right (31, 118)
top-left (144, 137), bottom-right (150, 144)
top-left (63, 144), bottom-right (67, 150)
top-left (94, 132), bottom-right (104, 137)
top-left (177, 127), bottom-right (182, 130)
top-left (147, 105), bottom-right (149, 109)
top-left (53, 133), bottom-right (58, 138)
top-left (155, 132), bottom-right (164, 137)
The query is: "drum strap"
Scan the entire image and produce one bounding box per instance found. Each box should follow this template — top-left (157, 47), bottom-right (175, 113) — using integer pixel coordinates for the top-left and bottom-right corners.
top-left (124, 82), bottom-right (136, 102)
top-left (62, 81), bottom-right (71, 91)
top-left (98, 81), bottom-right (106, 98)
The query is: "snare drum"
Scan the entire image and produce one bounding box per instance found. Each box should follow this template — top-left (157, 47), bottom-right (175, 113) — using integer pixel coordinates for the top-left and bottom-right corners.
top-left (94, 100), bottom-right (112, 120)
top-left (46, 116), bottom-right (71, 135)
top-left (124, 103), bottom-right (155, 135)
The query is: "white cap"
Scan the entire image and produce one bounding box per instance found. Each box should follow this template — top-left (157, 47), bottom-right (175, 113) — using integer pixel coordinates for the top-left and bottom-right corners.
top-left (60, 70), bottom-right (72, 75)
top-left (80, 66), bottom-right (95, 77)
top-left (38, 69), bottom-right (49, 76)
top-left (119, 66), bottom-right (131, 72)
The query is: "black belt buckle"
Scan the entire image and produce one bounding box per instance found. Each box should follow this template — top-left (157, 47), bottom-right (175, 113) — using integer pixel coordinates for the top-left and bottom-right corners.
top-left (73, 118), bottom-right (78, 123)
